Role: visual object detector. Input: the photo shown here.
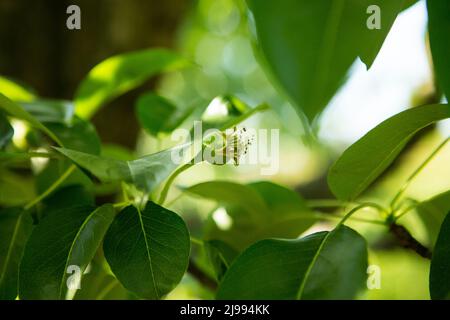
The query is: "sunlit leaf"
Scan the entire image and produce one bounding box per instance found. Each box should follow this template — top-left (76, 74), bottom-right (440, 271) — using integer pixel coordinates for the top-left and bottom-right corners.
top-left (0, 76), bottom-right (36, 102)
top-left (103, 202), bottom-right (190, 299)
top-left (19, 204), bottom-right (115, 299)
top-left (34, 117), bottom-right (101, 196)
top-left (430, 212), bottom-right (450, 300)
top-left (75, 49), bottom-right (190, 119)
top-left (0, 208), bottom-right (33, 300)
top-left (427, 0), bottom-right (450, 99)
top-left (328, 104), bottom-right (450, 201)
top-left (246, 0), bottom-right (411, 121)
top-left (217, 225), bottom-right (368, 299)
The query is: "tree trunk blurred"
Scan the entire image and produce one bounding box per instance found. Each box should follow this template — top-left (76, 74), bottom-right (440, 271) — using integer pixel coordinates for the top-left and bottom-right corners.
top-left (0, 0), bottom-right (189, 148)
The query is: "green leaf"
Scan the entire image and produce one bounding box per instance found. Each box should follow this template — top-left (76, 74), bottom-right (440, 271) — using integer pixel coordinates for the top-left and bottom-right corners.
top-left (358, 0), bottom-right (416, 67)
top-left (416, 190), bottom-right (450, 247)
top-left (328, 104), bottom-right (450, 201)
top-left (0, 170), bottom-right (35, 206)
top-left (33, 117), bottom-right (100, 196)
top-left (186, 181), bottom-right (316, 250)
top-left (103, 202), bottom-right (190, 299)
top-left (19, 204), bottom-right (115, 300)
top-left (0, 152), bottom-right (33, 164)
top-left (217, 225), bottom-right (368, 299)
top-left (404, 0), bottom-right (420, 10)
top-left (73, 261), bottom-right (135, 300)
top-left (246, 0), bottom-right (409, 121)
top-left (190, 95), bottom-right (269, 136)
top-left (199, 95), bottom-right (252, 131)
top-left (21, 99), bottom-right (74, 124)
top-left (187, 180), bottom-right (268, 218)
top-left (205, 240), bottom-right (238, 281)
top-left (75, 48), bottom-right (190, 119)
top-left (47, 117), bottom-right (101, 154)
top-left (36, 160), bottom-right (93, 195)
top-left (427, 0), bottom-right (450, 99)
top-left (53, 148), bottom-right (130, 182)
top-left (54, 142), bottom-right (193, 193)
top-left (0, 76), bottom-right (36, 102)
top-left (0, 208), bottom-right (33, 300)
top-left (0, 93), bottom-right (63, 147)
top-left (0, 111), bottom-right (13, 150)
top-left (41, 185), bottom-right (95, 219)
top-left (217, 103), bottom-right (269, 131)
top-left (136, 93), bottom-right (195, 137)
top-left (429, 212), bottom-right (450, 300)
top-left (101, 144), bottom-right (135, 161)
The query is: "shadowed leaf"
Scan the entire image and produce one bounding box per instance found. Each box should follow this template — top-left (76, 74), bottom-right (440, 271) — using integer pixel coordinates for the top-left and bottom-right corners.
top-left (186, 181), bottom-right (316, 251)
top-left (19, 204), bottom-right (115, 300)
top-left (136, 93), bottom-right (195, 137)
top-left (0, 208), bottom-right (33, 300)
top-left (103, 202), bottom-right (190, 299)
top-left (427, 0), bottom-right (450, 99)
top-left (430, 212), bottom-right (450, 300)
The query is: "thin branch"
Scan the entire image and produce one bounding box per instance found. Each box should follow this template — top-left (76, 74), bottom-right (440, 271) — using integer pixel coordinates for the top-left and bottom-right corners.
top-left (389, 222), bottom-right (432, 259)
top-left (187, 259), bottom-right (218, 291)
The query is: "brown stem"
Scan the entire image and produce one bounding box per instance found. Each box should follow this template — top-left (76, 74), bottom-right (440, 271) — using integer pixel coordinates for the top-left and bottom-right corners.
top-left (187, 259), bottom-right (218, 291)
top-left (389, 222), bottom-right (432, 259)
